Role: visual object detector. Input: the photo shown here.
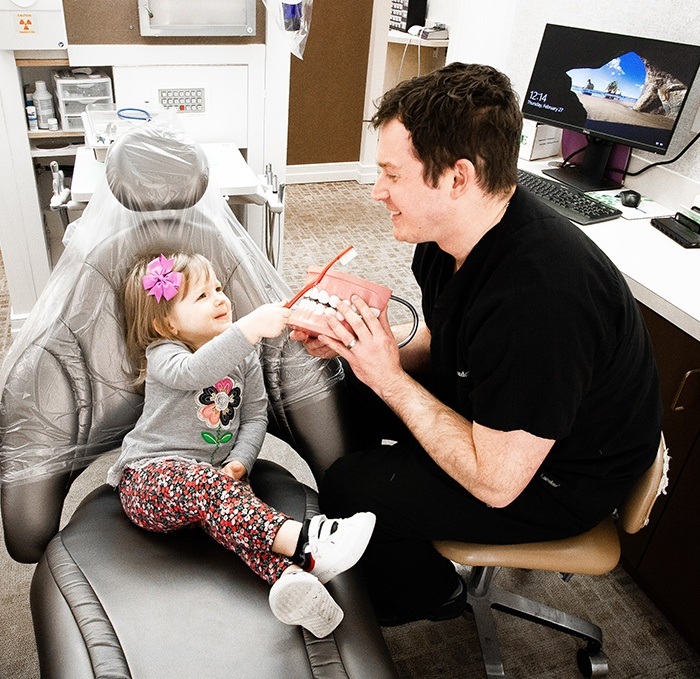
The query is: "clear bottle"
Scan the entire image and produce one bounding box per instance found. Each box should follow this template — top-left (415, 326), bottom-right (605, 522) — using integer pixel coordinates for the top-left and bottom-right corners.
top-left (33, 80), bottom-right (55, 130)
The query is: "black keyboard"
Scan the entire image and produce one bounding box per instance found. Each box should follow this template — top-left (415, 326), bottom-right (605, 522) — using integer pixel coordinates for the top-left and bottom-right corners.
top-left (517, 169), bottom-right (622, 225)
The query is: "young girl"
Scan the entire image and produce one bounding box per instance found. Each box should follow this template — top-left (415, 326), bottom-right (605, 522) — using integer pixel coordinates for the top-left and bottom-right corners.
top-left (107, 253), bottom-right (376, 638)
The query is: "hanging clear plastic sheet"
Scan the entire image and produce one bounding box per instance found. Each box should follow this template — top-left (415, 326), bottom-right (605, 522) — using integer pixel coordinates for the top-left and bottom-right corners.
top-left (0, 122), bottom-right (343, 486)
top-left (262, 0), bottom-right (314, 59)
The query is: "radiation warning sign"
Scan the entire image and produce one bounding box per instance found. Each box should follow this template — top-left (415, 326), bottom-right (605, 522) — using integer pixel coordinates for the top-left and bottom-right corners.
top-left (17, 13), bottom-right (36, 35)
top-left (1, 5), bottom-right (66, 49)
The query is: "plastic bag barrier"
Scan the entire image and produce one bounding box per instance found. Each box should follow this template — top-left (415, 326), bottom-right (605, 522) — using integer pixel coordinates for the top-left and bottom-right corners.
top-left (0, 123), bottom-right (343, 486)
top-left (262, 0), bottom-right (314, 59)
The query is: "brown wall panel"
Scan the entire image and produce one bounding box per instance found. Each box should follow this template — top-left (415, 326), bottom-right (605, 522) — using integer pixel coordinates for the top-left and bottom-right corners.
top-left (62, 0), bottom-right (264, 45)
top-left (287, 0), bottom-right (373, 165)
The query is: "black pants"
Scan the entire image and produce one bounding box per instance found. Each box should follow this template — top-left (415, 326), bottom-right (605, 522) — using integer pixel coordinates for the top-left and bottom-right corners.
top-left (319, 366), bottom-right (594, 619)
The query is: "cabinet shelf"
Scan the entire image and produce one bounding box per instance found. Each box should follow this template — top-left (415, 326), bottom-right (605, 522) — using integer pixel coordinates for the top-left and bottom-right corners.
top-left (28, 131), bottom-right (84, 140)
top-left (387, 28), bottom-right (449, 48)
top-left (15, 58), bottom-right (69, 68)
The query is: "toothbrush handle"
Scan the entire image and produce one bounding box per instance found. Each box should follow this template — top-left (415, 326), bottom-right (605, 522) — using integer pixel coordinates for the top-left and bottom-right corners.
top-left (286, 281), bottom-right (315, 309)
top-left (284, 246), bottom-right (354, 308)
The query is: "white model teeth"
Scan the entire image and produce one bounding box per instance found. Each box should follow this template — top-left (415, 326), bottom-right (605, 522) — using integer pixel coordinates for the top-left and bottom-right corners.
top-left (297, 289), bottom-right (380, 320)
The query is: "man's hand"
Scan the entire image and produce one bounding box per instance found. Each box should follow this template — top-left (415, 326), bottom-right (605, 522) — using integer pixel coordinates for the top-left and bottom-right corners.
top-left (289, 328), bottom-right (340, 359)
top-left (316, 295), bottom-right (404, 396)
top-left (316, 297), bottom-right (555, 507)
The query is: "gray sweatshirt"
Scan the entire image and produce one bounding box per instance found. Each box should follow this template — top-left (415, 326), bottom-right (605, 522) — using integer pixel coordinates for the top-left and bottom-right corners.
top-left (107, 323), bottom-right (268, 486)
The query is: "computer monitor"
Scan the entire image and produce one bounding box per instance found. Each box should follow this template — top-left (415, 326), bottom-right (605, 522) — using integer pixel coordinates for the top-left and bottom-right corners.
top-left (521, 24), bottom-right (700, 191)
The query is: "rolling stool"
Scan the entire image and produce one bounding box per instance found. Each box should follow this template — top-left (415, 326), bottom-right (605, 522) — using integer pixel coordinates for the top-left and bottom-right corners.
top-left (434, 434), bottom-right (668, 678)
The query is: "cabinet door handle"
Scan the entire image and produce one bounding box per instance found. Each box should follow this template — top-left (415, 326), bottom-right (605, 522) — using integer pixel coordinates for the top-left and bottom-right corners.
top-left (671, 368), bottom-right (700, 412)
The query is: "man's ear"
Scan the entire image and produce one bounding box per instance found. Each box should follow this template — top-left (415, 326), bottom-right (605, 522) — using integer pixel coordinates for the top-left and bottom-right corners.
top-left (450, 158), bottom-right (475, 198)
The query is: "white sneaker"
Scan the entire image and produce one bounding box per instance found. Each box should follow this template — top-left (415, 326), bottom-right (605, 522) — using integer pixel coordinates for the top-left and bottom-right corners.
top-left (306, 512), bottom-right (376, 584)
top-left (269, 570), bottom-right (343, 638)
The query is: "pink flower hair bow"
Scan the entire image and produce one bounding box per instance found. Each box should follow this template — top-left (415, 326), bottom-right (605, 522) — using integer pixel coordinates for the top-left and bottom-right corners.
top-left (142, 255), bottom-right (183, 302)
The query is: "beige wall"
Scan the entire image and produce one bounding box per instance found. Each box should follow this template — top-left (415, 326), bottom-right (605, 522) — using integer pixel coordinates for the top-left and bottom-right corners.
top-left (287, 0), bottom-right (373, 165)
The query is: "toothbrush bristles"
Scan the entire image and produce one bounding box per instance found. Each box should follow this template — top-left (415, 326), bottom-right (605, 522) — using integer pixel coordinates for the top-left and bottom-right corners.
top-left (338, 246), bottom-right (357, 266)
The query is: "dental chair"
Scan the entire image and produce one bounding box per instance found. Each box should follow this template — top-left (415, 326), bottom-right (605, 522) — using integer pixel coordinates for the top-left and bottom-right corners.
top-left (0, 125), bottom-right (398, 679)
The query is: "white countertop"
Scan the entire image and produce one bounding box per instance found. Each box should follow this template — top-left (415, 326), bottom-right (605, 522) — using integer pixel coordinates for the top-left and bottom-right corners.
top-left (71, 143), bottom-right (263, 203)
top-left (520, 159), bottom-right (700, 341)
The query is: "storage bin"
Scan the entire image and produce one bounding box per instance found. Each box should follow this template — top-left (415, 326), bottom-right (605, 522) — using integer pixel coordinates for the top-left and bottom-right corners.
top-left (53, 70), bottom-right (114, 132)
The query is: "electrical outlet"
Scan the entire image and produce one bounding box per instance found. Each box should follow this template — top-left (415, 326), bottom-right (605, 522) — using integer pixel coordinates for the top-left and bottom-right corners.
top-left (692, 104), bottom-right (700, 134)
top-left (158, 88), bottom-right (205, 113)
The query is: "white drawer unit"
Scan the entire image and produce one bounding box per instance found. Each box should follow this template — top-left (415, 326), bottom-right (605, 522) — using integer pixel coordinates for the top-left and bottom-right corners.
top-left (53, 69), bottom-right (114, 132)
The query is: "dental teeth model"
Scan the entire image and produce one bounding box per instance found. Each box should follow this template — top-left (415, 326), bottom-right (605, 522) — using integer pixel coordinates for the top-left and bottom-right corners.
top-left (288, 266), bottom-right (392, 340)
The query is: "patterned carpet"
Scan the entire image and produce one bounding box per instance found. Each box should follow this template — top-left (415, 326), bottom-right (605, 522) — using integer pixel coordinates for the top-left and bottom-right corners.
top-left (1, 181), bottom-right (699, 678)
top-left (280, 181), bottom-right (423, 325)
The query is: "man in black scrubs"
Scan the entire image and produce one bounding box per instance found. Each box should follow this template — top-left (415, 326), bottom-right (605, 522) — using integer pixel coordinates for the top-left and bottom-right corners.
top-left (290, 62), bottom-right (662, 624)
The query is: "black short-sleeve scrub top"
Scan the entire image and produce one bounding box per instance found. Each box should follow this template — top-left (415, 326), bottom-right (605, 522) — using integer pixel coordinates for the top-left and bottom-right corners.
top-left (412, 186), bottom-right (662, 521)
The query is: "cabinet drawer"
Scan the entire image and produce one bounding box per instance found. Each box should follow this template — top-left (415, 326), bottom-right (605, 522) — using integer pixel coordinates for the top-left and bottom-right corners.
top-left (56, 80), bottom-right (112, 100)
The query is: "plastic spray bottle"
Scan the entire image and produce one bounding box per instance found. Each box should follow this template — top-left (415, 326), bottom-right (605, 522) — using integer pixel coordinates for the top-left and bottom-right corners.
top-left (33, 80), bottom-right (56, 130)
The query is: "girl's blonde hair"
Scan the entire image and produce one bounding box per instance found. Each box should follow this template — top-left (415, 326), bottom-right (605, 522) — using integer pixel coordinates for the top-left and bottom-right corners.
top-left (123, 252), bottom-right (216, 385)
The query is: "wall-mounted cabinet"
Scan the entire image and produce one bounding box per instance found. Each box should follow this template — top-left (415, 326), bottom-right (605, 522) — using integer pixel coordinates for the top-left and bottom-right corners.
top-left (137, 0), bottom-right (256, 36)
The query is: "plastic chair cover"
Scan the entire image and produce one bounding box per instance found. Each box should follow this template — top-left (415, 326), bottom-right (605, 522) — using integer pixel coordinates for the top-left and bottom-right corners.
top-left (0, 123), bottom-right (343, 487)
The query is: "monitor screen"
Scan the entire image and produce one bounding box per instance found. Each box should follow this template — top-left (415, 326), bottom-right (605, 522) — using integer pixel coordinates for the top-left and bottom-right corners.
top-left (521, 24), bottom-right (700, 191)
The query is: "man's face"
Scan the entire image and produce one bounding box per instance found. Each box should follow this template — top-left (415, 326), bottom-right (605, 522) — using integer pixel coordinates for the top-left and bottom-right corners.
top-left (371, 119), bottom-right (453, 244)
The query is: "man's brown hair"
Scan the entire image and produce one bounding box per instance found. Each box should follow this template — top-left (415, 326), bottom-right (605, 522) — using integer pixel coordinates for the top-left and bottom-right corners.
top-left (371, 62), bottom-right (522, 196)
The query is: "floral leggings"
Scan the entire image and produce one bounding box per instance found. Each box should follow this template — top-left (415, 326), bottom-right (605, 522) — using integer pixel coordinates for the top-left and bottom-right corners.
top-left (119, 458), bottom-right (294, 585)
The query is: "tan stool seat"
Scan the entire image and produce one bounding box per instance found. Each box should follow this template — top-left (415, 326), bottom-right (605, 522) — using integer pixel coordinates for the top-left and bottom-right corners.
top-left (435, 515), bottom-right (620, 576)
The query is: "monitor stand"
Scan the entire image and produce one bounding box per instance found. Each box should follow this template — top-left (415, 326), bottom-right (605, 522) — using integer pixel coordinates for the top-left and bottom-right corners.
top-left (543, 165), bottom-right (622, 192)
top-left (543, 134), bottom-right (626, 192)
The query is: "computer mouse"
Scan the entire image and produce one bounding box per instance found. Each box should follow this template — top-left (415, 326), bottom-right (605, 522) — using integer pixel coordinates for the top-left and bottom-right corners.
top-left (619, 189), bottom-right (642, 208)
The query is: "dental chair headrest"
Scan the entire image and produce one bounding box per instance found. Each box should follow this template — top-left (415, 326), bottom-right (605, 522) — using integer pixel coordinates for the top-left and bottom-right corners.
top-left (105, 125), bottom-right (210, 212)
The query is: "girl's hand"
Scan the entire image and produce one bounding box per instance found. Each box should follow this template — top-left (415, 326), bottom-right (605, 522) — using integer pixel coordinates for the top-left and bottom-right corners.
top-left (238, 303), bottom-right (291, 344)
top-left (222, 460), bottom-right (247, 481)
